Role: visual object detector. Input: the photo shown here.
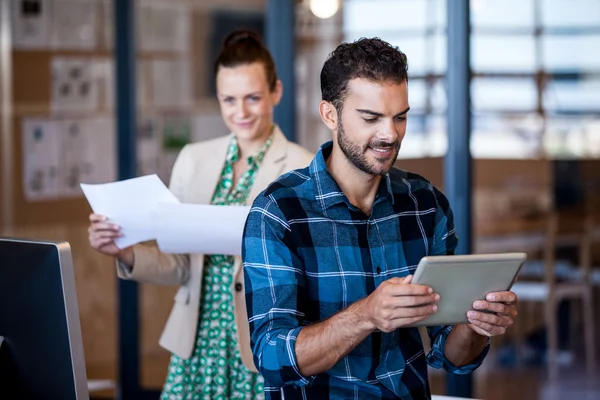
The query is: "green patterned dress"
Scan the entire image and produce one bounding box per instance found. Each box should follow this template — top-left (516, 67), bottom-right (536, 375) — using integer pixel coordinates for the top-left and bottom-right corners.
top-left (161, 133), bottom-right (273, 400)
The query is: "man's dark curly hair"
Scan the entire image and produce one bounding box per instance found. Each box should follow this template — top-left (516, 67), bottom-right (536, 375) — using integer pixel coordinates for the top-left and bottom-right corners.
top-left (320, 37), bottom-right (408, 113)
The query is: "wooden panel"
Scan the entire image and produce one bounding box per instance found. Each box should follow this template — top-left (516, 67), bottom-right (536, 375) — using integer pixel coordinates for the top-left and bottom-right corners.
top-left (474, 159), bottom-right (553, 227)
top-left (395, 158), bottom-right (552, 190)
top-left (474, 159), bottom-right (552, 190)
top-left (12, 51), bottom-right (52, 109)
top-left (394, 158), bottom-right (555, 236)
top-left (394, 157), bottom-right (444, 188)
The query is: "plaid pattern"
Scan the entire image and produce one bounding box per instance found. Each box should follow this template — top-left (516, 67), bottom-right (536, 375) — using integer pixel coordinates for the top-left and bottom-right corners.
top-left (242, 142), bottom-right (489, 399)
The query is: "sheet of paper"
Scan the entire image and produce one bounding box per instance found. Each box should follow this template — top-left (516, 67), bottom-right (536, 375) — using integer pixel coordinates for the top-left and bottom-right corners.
top-left (138, 2), bottom-right (189, 52)
top-left (156, 203), bottom-right (250, 256)
top-left (22, 118), bottom-right (61, 201)
top-left (101, 0), bottom-right (113, 49)
top-left (51, 57), bottom-right (98, 113)
top-left (12, 0), bottom-right (51, 49)
top-left (60, 118), bottom-right (115, 197)
top-left (60, 119), bottom-right (88, 197)
top-left (51, 0), bottom-right (97, 50)
top-left (81, 175), bottom-right (180, 249)
top-left (92, 59), bottom-right (114, 110)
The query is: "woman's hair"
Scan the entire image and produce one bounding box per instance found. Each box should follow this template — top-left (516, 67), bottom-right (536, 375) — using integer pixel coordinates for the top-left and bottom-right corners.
top-left (214, 29), bottom-right (278, 92)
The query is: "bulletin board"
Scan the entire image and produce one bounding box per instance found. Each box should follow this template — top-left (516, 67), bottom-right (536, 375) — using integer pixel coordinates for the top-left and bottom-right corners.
top-left (8, 0), bottom-right (201, 227)
top-left (9, 0), bottom-right (115, 226)
top-left (11, 50), bottom-right (113, 226)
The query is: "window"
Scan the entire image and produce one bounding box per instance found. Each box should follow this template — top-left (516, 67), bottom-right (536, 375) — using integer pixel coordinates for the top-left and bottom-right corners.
top-left (343, 0), bottom-right (600, 159)
top-left (344, 0), bottom-right (446, 158)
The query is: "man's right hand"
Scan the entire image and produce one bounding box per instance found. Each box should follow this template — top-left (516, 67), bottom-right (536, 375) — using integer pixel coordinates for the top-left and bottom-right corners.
top-left (88, 213), bottom-right (134, 266)
top-left (295, 274), bottom-right (439, 377)
top-left (355, 275), bottom-right (439, 332)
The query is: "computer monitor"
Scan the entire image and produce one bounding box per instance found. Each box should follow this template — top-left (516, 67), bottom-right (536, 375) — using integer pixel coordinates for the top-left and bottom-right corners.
top-left (0, 238), bottom-right (89, 399)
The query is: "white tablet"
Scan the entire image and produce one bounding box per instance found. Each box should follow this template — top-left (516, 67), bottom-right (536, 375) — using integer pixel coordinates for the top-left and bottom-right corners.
top-left (408, 252), bottom-right (527, 327)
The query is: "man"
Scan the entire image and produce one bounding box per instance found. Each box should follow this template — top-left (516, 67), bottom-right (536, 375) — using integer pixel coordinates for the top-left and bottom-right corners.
top-left (242, 38), bottom-right (518, 399)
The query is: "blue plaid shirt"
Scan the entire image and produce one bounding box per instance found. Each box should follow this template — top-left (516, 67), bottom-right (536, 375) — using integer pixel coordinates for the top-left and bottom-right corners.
top-left (242, 142), bottom-right (489, 399)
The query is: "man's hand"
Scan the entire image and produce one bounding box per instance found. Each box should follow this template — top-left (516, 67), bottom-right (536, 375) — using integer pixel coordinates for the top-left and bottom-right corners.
top-left (295, 274), bottom-right (439, 377)
top-left (355, 275), bottom-right (439, 332)
top-left (466, 291), bottom-right (518, 337)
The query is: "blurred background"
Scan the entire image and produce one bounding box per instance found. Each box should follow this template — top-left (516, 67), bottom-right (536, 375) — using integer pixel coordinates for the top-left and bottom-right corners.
top-left (0, 0), bottom-right (599, 399)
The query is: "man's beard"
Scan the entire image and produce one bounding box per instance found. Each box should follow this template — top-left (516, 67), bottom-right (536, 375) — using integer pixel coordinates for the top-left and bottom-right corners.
top-left (337, 120), bottom-right (400, 176)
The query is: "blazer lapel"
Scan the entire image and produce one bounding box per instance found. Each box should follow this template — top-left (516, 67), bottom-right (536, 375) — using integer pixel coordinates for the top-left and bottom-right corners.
top-left (247, 126), bottom-right (288, 205)
top-left (189, 136), bottom-right (230, 205)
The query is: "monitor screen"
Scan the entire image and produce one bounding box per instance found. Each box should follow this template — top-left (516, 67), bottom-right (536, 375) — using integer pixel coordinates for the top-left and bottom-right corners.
top-left (0, 238), bottom-right (89, 399)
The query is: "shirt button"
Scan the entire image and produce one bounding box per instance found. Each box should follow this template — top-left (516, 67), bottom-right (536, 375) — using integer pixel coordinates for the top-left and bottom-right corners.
top-left (235, 282), bottom-right (243, 292)
top-left (376, 267), bottom-right (381, 275)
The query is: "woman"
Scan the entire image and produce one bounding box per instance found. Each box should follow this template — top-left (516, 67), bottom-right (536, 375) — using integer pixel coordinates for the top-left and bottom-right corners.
top-left (87, 30), bottom-right (313, 399)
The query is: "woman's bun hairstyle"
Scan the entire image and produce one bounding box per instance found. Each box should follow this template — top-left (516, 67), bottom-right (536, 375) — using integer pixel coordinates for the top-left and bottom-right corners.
top-left (214, 29), bottom-right (278, 91)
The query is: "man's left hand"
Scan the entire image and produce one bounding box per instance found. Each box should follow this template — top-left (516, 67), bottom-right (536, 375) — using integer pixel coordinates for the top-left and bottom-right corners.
top-left (466, 291), bottom-right (518, 337)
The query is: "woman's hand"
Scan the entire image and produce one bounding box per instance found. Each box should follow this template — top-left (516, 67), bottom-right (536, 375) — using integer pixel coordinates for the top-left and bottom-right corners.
top-left (88, 213), bottom-right (134, 266)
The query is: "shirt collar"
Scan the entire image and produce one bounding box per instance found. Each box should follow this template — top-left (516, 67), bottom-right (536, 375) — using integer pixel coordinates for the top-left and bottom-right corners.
top-left (310, 141), bottom-right (395, 212)
top-left (226, 126), bottom-right (275, 167)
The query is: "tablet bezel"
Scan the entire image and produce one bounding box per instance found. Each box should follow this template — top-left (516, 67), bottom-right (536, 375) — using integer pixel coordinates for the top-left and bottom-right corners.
top-left (407, 252), bottom-right (527, 327)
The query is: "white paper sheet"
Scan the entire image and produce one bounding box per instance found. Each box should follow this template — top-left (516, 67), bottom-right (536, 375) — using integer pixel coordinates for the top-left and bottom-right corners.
top-left (137, 2), bottom-right (189, 52)
top-left (60, 119), bottom-right (88, 197)
top-left (92, 59), bottom-right (114, 110)
top-left (61, 118), bottom-right (115, 197)
top-left (101, 0), bottom-right (113, 49)
top-left (51, 57), bottom-right (98, 113)
top-left (50, 0), bottom-right (97, 50)
top-left (155, 203), bottom-right (250, 256)
top-left (22, 118), bottom-right (61, 201)
top-left (81, 175), bottom-right (180, 249)
top-left (23, 117), bottom-right (116, 202)
top-left (12, 0), bottom-right (51, 49)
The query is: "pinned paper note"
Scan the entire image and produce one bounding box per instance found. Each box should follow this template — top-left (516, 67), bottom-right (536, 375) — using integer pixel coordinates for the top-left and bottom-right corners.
top-left (22, 118), bottom-right (62, 201)
top-left (12, 0), bottom-right (50, 49)
top-left (22, 117), bottom-right (116, 201)
top-left (50, 0), bottom-right (98, 50)
top-left (51, 58), bottom-right (98, 113)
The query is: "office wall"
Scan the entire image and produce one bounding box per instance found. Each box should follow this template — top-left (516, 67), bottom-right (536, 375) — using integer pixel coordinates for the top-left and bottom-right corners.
top-left (1, 0), bottom-right (266, 389)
